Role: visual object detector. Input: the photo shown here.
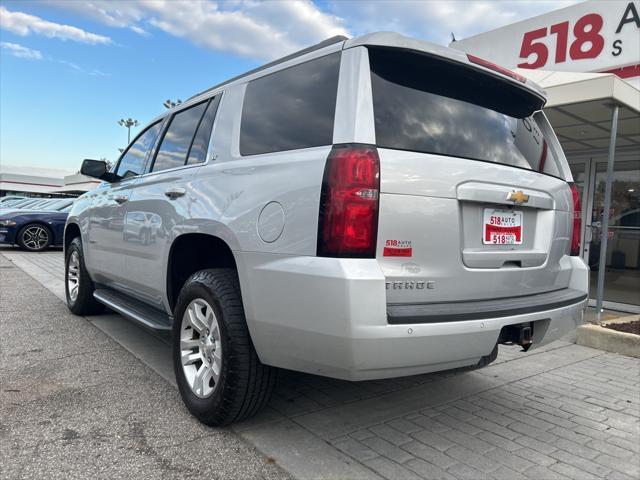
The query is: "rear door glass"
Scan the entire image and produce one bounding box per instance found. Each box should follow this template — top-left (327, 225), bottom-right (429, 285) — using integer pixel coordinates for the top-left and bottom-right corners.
top-left (152, 101), bottom-right (208, 172)
top-left (369, 47), bottom-right (558, 174)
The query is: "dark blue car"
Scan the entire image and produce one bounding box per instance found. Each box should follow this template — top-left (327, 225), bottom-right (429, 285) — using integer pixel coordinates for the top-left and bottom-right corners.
top-left (0, 201), bottom-right (73, 251)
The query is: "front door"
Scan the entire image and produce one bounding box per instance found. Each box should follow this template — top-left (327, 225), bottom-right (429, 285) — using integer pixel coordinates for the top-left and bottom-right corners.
top-left (86, 178), bottom-right (136, 288)
top-left (86, 121), bottom-right (164, 290)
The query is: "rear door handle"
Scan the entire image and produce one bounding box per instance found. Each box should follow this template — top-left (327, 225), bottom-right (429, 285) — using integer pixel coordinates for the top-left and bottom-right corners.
top-left (164, 187), bottom-right (186, 200)
top-left (113, 195), bottom-right (128, 204)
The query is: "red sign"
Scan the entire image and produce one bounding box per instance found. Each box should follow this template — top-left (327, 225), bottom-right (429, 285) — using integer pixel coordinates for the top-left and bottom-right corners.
top-left (384, 239), bottom-right (413, 257)
top-left (518, 13), bottom-right (605, 69)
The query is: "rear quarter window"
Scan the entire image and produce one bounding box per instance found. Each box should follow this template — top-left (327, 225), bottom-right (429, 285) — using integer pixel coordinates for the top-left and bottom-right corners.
top-left (240, 52), bottom-right (341, 156)
top-left (369, 47), bottom-right (560, 176)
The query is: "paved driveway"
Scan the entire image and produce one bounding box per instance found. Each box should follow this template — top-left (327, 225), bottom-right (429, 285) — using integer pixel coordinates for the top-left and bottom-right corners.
top-left (2, 247), bottom-right (639, 480)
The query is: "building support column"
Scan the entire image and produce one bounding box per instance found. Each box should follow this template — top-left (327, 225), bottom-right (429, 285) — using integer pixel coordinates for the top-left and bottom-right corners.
top-left (596, 104), bottom-right (619, 317)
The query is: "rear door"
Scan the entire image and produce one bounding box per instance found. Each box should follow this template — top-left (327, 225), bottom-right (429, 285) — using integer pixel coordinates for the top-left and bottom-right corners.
top-left (122, 96), bottom-right (220, 311)
top-left (367, 47), bottom-right (575, 304)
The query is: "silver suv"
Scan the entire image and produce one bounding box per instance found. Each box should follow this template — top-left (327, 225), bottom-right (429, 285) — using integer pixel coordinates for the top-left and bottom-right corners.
top-left (65, 33), bottom-right (589, 426)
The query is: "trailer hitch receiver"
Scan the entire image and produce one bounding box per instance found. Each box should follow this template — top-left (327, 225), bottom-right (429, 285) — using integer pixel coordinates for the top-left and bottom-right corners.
top-left (499, 322), bottom-right (534, 352)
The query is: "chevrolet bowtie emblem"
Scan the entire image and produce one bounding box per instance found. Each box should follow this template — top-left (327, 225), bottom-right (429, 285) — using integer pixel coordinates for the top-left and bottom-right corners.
top-left (507, 190), bottom-right (530, 204)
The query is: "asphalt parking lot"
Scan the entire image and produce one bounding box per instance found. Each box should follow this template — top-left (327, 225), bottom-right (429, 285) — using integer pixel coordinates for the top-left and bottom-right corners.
top-left (1, 247), bottom-right (639, 480)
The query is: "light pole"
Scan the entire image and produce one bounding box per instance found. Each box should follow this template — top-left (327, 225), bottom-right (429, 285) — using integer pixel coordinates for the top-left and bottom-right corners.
top-left (163, 99), bottom-right (182, 109)
top-left (118, 118), bottom-right (139, 144)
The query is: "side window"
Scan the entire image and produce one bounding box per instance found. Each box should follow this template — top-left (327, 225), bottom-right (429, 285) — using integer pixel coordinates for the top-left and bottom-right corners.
top-left (116, 122), bottom-right (162, 179)
top-left (240, 52), bottom-right (341, 156)
top-left (187, 96), bottom-right (220, 165)
top-left (152, 102), bottom-right (207, 172)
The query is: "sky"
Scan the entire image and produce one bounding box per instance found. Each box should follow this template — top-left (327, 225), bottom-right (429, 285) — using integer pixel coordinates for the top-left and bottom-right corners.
top-left (0, 0), bottom-right (579, 171)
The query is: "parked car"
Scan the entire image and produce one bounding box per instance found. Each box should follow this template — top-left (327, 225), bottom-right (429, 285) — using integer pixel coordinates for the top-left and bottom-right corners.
top-left (2, 197), bottom-right (57, 210)
top-left (0, 203), bottom-right (72, 251)
top-left (0, 196), bottom-right (27, 205)
top-left (65, 32), bottom-right (589, 426)
top-left (123, 211), bottom-right (162, 245)
top-left (0, 198), bottom-right (72, 217)
top-left (2, 198), bottom-right (42, 209)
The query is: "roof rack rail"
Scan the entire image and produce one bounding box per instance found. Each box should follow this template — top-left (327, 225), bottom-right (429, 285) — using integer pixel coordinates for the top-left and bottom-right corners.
top-left (187, 35), bottom-right (348, 101)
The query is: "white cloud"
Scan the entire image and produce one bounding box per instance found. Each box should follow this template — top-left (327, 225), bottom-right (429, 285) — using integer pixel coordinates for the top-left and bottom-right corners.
top-left (326, 0), bottom-right (581, 44)
top-left (144, 0), bottom-right (348, 59)
top-left (45, 0), bottom-right (348, 60)
top-left (0, 41), bottom-right (43, 59)
top-left (130, 25), bottom-right (149, 37)
top-left (57, 59), bottom-right (109, 76)
top-left (0, 6), bottom-right (112, 45)
top-left (39, 0), bottom-right (579, 60)
top-left (43, 0), bottom-right (149, 35)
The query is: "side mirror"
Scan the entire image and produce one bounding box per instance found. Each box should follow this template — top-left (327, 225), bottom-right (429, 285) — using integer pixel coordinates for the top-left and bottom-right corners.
top-left (80, 159), bottom-right (118, 182)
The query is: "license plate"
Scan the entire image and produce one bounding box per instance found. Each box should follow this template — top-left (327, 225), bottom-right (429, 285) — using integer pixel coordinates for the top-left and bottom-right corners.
top-left (483, 209), bottom-right (523, 245)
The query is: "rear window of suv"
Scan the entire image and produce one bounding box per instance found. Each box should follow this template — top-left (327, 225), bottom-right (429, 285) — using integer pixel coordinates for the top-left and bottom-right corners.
top-left (240, 52), bottom-right (341, 156)
top-left (369, 47), bottom-right (559, 174)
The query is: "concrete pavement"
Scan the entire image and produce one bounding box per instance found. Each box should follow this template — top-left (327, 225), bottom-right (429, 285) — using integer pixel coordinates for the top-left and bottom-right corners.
top-left (0, 251), bottom-right (290, 480)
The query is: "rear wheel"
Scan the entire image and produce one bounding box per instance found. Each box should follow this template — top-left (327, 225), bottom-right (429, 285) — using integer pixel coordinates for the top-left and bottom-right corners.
top-left (65, 237), bottom-right (104, 315)
top-left (17, 224), bottom-right (51, 252)
top-left (173, 268), bottom-right (275, 426)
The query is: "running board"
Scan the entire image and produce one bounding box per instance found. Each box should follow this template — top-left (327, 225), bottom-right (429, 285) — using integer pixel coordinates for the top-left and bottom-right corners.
top-left (94, 288), bottom-right (172, 332)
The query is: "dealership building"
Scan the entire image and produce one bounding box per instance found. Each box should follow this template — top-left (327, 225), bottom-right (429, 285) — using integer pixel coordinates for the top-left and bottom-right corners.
top-left (452, 0), bottom-right (639, 312)
top-left (0, 164), bottom-right (101, 197)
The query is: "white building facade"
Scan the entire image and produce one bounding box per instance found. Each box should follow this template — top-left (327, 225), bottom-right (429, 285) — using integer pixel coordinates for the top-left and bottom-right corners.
top-left (0, 165), bottom-right (100, 197)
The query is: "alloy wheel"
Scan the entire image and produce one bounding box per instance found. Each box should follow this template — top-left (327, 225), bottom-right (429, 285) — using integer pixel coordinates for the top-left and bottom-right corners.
top-left (180, 299), bottom-right (222, 398)
top-left (22, 226), bottom-right (49, 250)
top-left (67, 250), bottom-right (80, 302)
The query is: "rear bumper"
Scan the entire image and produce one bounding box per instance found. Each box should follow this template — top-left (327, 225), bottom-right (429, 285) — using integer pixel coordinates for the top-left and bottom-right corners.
top-left (388, 288), bottom-right (587, 324)
top-left (237, 253), bottom-right (588, 381)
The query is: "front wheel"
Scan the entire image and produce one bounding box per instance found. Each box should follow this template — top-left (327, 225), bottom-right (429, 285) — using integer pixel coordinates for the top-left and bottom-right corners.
top-left (173, 269), bottom-right (275, 426)
top-left (65, 237), bottom-right (104, 315)
top-left (17, 224), bottom-right (51, 251)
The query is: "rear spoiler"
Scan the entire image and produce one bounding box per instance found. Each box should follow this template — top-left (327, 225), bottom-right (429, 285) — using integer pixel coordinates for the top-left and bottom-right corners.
top-left (345, 32), bottom-right (546, 107)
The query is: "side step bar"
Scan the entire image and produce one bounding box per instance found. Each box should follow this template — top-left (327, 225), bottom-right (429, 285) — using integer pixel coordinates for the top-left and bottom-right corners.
top-left (94, 288), bottom-right (172, 332)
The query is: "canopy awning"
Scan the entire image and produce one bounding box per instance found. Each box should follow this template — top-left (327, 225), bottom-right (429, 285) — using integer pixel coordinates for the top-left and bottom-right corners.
top-left (516, 69), bottom-right (640, 158)
top-left (0, 180), bottom-right (62, 194)
top-left (48, 181), bottom-right (101, 194)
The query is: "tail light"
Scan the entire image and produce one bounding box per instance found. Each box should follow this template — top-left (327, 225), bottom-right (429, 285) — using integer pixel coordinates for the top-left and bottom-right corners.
top-left (317, 144), bottom-right (380, 258)
top-left (467, 54), bottom-right (527, 83)
top-left (569, 183), bottom-right (581, 256)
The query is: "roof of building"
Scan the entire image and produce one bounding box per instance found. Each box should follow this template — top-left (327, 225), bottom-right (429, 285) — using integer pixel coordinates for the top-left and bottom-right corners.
top-left (515, 69), bottom-right (640, 112)
top-left (0, 165), bottom-right (98, 195)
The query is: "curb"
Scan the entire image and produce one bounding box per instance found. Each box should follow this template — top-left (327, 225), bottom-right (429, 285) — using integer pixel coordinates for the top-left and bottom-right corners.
top-left (576, 323), bottom-right (640, 358)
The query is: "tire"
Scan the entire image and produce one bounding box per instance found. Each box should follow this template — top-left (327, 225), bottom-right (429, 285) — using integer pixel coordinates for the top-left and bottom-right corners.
top-left (65, 237), bottom-right (104, 315)
top-left (173, 268), bottom-right (276, 426)
top-left (17, 223), bottom-right (52, 252)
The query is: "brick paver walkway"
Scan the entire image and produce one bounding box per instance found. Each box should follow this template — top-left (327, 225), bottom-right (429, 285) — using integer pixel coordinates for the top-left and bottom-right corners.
top-left (2, 247), bottom-right (639, 480)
